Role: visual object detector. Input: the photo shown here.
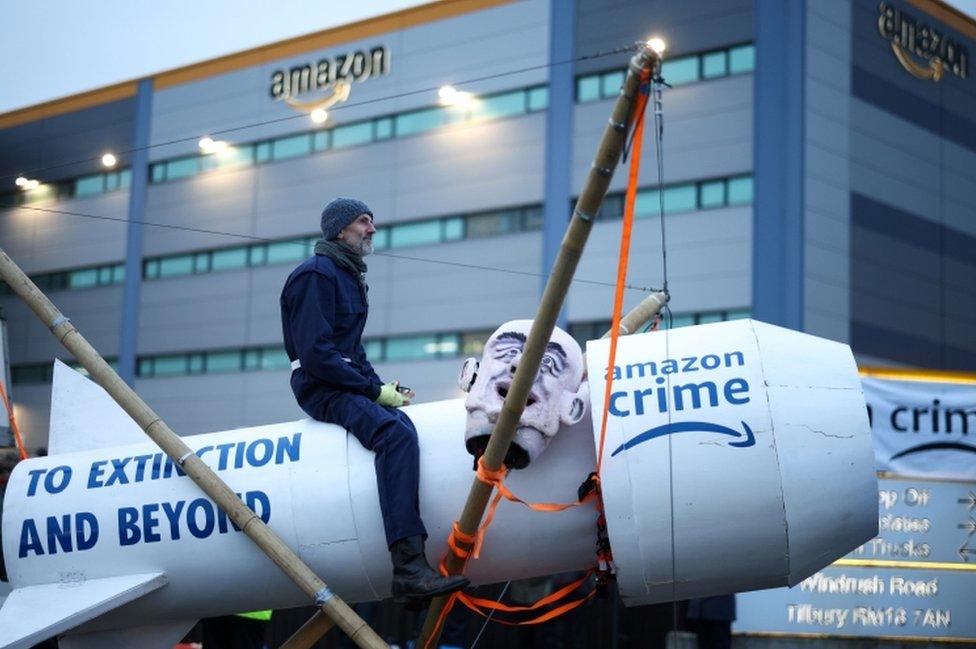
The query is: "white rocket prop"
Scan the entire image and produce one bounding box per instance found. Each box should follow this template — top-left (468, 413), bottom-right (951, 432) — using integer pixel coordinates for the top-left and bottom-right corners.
top-left (0, 320), bottom-right (877, 649)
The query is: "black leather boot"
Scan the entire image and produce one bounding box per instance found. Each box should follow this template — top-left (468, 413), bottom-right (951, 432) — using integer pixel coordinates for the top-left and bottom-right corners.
top-left (390, 535), bottom-right (469, 605)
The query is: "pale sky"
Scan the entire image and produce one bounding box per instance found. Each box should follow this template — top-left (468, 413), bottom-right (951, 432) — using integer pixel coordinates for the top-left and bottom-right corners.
top-left (0, 0), bottom-right (426, 114)
top-left (2, 0), bottom-right (975, 115)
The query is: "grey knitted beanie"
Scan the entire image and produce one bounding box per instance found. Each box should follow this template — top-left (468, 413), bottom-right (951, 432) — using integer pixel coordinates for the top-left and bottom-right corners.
top-left (320, 198), bottom-right (373, 240)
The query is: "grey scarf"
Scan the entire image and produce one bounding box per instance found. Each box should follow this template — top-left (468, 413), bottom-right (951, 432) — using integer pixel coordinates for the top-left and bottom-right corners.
top-left (315, 239), bottom-right (368, 291)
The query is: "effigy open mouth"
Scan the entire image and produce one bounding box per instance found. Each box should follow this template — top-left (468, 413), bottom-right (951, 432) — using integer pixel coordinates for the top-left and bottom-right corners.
top-left (494, 381), bottom-right (539, 408)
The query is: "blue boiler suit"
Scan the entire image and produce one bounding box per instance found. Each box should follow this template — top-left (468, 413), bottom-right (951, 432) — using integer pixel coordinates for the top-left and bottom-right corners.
top-left (280, 254), bottom-right (427, 546)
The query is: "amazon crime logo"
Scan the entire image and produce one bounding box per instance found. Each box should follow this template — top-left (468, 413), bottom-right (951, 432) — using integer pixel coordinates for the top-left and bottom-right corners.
top-left (878, 2), bottom-right (969, 82)
top-left (605, 351), bottom-right (756, 456)
top-left (867, 399), bottom-right (976, 461)
top-left (269, 46), bottom-right (390, 113)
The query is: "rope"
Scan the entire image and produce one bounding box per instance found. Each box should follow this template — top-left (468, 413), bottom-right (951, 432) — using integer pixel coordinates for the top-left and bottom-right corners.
top-left (0, 379), bottom-right (28, 460)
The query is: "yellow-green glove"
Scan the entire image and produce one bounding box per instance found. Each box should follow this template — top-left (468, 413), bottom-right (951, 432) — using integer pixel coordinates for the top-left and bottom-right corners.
top-left (376, 382), bottom-right (407, 407)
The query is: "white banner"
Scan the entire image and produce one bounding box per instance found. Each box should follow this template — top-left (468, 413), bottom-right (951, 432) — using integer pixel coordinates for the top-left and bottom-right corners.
top-left (863, 374), bottom-right (976, 480)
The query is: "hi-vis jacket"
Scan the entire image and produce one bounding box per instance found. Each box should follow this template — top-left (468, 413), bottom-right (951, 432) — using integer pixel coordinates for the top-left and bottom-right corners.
top-left (280, 254), bottom-right (383, 417)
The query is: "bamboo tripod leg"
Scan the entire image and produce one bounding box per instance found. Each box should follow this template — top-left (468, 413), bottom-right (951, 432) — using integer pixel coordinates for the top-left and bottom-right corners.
top-left (415, 45), bottom-right (661, 649)
top-left (0, 248), bottom-right (388, 649)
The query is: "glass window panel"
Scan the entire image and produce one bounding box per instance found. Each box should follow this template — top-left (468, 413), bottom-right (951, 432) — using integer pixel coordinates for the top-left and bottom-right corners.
top-left (375, 117), bottom-right (393, 140)
top-left (193, 252), bottom-right (211, 273)
top-left (664, 184), bottom-right (697, 213)
top-left (13, 364), bottom-right (50, 384)
top-left (527, 86), bottom-right (549, 111)
top-left (601, 70), bottom-right (625, 98)
top-left (136, 358), bottom-right (154, 377)
top-left (466, 210), bottom-right (519, 238)
top-left (523, 206), bottom-right (543, 230)
top-left (729, 44), bottom-right (756, 74)
top-left (260, 346), bottom-right (291, 370)
top-left (461, 331), bottom-right (493, 357)
top-left (97, 266), bottom-right (114, 286)
top-left (243, 349), bottom-right (261, 371)
top-left (105, 172), bottom-right (121, 191)
top-left (153, 355), bottom-right (187, 377)
top-left (249, 244), bottom-right (268, 266)
top-left (158, 255), bottom-right (194, 278)
top-left (74, 174), bottom-right (105, 197)
top-left (312, 131), bottom-right (329, 151)
top-left (429, 334), bottom-right (459, 357)
top-left (55, 182), bottom-right (75, 200)
top-left (304, 237), bottom-right (318, 256)
top-left (266, 240), bottom-right (306, 264)
top-left (211, 246), bottom-right (248, 271)
top-left (255, 142), bottom-right (272, 163)
top-left (661, 56), bottom-right (699, 85)
top-left (577, 75), bottom-right (601, 102)
top-left (119, 169), bottom-right (132, 188)
top-left (150, 164), bottom-right (166, 183)
top-left (699, 180), bottom-right (726, 208)
top-left (471, 91), bottom-right (526, 120)
top-left (598, 194), bottom-right (623, 220)
top-left (395, 107), bottom-right (446, 137)
top-left (25, 183), bottom-right (55, 204)
top-left (112, 263), bottom-right (125, 283)
top-left (697, 312), bottom-right (724, 324)
top-left (386, 335), bottom-right (438, 362)
top-left (216, 145), bottom-right (253, 169)
top-left (668, 314), bottom-right (695, 329)
top-left (273, 133), bottom-right (312, 160)
top-left (371, 228), bottom-right (389, 250)
top-left (332, 122), bottom-right (374, 149)
top-left (143, 259), bottom-right (161, 279)
top-left (726, 308), bottom-right (752, 321)
top-left (188, 354), bottom-right (205, 374)
top-left (206, 351), bottom-right (241, 373)
top-left (364, 339), bottom-right (384, 361)
top-left (443, 217), bottom-right (464, 241)
top-left (166, 156), bottom-right (201, 180)
top-left (68, 268), bottom-right (98, 289)
top-left (634, 189), bottom-right (660, 217)
top-left (390, 220), bottom-right (441, 248)
top-left (727, 176), bottom-right (754, 205)
top-left (702, 51), bottom-right (728, 78)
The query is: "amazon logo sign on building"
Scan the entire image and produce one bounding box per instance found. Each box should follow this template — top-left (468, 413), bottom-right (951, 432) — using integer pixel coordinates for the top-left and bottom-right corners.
top-left (269, 45), bottom-right (390, 112)
top-left (878, 2), bottom-right (969, 82)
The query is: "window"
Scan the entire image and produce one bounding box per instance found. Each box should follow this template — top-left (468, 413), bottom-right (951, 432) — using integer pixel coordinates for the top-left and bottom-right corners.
top-left (527, 86), bottom-right (549, 111)
top-left (728, 44), bottom-right (756, 74)
top-left (266, 240), bottom-right (306, 264)
top-left (255, 142), bottom-right (272, 163)
top-left (211, 246), bottom-right (248, 271)
top-left (75, 175), bottom-right (105, 197)
top-left (699, 180), bottom-right (726, 208)
top-left (153, 355), bottom-right (188, 377)
top-left (461, 331), bottom-right (493, 357)
top-left (471, 91), bottom-right (526, 120)
top-left (386, 335), bottom-right (439, 362)
top-left (390, 221), bottom-right (441, 248)
top-left (312, 131), bottom-right (330, 151)
top-left (467, 210), bottom-right (520, 238)
top-left (395, 107), bottom-right (445, 137)
top-left (364, 339), bottom-right (385, 361)
top-left (158, 255), bottom-right (194, 278)
top-left (664, 185), bottom-right (697, 213)
top-left (273, 133), bottom-right (312, 160)
top-left (166, 157), bottom-right (201, 180)
top-left (577, 76), bottom-right (601, 102)
top-left (375, 117), bottom-right (394, 140)
top-left (443, 217), bottom-right (464, 241)
top-left (260, 346), bottom-right (291, 370)
top-left (727, 176), bottom-right (753, 205)
top-left (662, 56), bottom-right (699, 85)
top-left (68, 268), bottom-right (98, 289)
top-left (332, 122), bottom-right (373, 149)
top-left (206, 351), bottom-right (241, 373)
top-left (601, 70), bottom-right (624, 97)
top-left (371, 228), bottom-right (389, 251)
top-left (701, 51), bottom-right (728, 78)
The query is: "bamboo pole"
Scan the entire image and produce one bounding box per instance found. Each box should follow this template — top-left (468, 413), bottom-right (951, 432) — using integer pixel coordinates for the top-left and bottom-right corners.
top-left (415, 44), bottom-right (661, 648)
top-left (0, 249), bottom-right (388, 649)
top-left (600, 292), bottom-right (667, 340)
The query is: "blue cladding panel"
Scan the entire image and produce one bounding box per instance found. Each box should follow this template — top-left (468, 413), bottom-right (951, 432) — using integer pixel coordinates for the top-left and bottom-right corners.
top-left (752, 0), bottom-right (805, 330)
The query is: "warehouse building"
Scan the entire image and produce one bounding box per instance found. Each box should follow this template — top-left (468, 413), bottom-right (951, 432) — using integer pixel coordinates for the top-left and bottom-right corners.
top-left (0, 0), bottom-right (972, 447)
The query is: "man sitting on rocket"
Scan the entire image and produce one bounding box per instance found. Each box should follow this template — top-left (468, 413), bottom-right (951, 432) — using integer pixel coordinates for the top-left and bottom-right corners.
top-left (280, 197), bottom-right (469, 606)
top-left (459, 320), bottom-right (589, 469)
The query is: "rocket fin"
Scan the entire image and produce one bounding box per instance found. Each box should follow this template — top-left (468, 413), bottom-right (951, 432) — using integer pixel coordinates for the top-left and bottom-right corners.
top-left (0, 571), bottom-right (167, 649)
top-left (48, 359), bottom-right (146, 454)
top-left (60, 619), bottom-right (197, 649)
